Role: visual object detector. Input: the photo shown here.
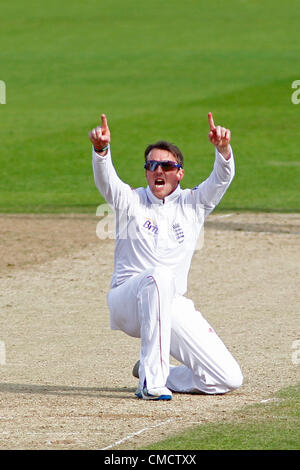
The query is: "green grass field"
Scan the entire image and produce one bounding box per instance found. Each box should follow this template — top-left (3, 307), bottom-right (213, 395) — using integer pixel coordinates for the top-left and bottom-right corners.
top-left (0, 0), bottom-right (299, 451)
top-left (1, 0), bottom-right (299, 212)
top-left (143, 384), bottom-right (300, 450)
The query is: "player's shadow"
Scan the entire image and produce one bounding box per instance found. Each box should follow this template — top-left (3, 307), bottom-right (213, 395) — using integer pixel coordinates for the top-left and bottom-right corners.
top-left (0, 382), bottom-right (137, 399)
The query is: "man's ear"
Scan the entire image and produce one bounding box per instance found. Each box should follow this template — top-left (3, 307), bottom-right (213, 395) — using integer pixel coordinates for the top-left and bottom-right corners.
top-left (177, 168), bottom-right (184, 182)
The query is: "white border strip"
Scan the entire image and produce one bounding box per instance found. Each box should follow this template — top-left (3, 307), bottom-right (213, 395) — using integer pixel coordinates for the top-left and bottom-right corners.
top-left (101, 418), bottom-right (174, 450)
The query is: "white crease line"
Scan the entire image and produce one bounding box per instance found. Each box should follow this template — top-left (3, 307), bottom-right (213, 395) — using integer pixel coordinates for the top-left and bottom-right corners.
top-left (212, 213), bottom-right (234, 219)
top-left (260, 398), bottom-right (280, 404)
top-left (101, 418), bottom-right (174, 450)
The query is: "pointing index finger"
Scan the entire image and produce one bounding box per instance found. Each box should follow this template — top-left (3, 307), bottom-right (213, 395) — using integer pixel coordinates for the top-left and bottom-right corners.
top-left (208, 112), bottom-right (215, 130)
top-left (101, 114), bottom-right (108, 130)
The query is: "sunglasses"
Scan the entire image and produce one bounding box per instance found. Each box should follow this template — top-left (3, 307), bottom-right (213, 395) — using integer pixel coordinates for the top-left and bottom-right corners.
top-left (144, 160), bottom-right (182, 172)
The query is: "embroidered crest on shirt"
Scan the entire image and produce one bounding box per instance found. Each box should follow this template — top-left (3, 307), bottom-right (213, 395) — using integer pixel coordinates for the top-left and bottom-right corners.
top-left (172, 223), bottom-right (184, 244)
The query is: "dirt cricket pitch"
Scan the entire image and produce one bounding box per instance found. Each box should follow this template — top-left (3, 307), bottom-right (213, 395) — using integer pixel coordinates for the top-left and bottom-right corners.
top-left (0, 212), bottom-right (299, 450)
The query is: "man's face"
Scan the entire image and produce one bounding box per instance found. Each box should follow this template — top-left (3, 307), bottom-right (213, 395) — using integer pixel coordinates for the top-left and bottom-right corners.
top-left (145, 148), bottom-right (184, 200)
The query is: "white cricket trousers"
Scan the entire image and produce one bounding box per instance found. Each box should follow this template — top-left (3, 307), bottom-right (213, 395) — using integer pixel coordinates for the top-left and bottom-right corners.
top-left (107, 267), bottom-right (243, 394)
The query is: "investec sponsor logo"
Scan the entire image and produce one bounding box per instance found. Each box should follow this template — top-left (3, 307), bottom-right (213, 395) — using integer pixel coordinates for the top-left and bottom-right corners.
top-left (142, 218), bottom-right (158, 235)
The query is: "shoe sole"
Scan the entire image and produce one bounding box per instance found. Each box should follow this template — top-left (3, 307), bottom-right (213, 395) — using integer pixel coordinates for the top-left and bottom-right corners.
top-left (141, 392), bottom-right (172, 401)
top-left (135, 390), bottom-right (172, 400)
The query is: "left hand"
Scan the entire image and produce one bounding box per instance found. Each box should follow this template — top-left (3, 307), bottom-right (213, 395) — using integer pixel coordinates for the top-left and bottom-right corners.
top-left (208, 112), bottom-right (231, 160)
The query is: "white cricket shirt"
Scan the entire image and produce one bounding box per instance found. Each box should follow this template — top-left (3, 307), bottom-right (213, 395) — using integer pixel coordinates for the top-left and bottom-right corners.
top-left (92, 147), bottom-right (235, 295)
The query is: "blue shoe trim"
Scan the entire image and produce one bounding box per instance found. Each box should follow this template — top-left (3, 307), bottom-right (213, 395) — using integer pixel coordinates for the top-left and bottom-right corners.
top-left (151, 395), bottom-right (172, 401)
top-left (142, 389), bottom-right (172, 401)
top-left (135, 388), bottom-right (143, 399)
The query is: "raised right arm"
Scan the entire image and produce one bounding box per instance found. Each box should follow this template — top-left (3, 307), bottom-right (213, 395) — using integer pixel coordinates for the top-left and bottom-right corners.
top-left (90, 115), bottom-right (133, 209)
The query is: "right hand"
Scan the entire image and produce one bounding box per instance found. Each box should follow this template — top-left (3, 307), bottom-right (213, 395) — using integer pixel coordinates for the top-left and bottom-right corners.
top-left (89, 114), bottom-right (111, 153)
top-left (208, 112), bottom-right (231, 160)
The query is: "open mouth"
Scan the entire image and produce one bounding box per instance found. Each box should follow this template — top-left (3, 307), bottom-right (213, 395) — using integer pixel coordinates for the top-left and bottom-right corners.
top-left (155, 178), bottom-right (165, 186)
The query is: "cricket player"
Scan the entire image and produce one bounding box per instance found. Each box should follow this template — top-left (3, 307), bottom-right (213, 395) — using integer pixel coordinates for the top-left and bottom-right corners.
top-left (89, 113), bottom-right (243, 400)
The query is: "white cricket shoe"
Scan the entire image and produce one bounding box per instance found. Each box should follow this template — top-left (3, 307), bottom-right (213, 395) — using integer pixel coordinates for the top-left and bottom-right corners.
top-left (133, 362), bottom-right (172, 400)
top-left (142, 386), bottom-right (172, 400)
top-left (135, 386), bottom-right (143, 399)
top-left (135, 384), bottom-right (172, 401)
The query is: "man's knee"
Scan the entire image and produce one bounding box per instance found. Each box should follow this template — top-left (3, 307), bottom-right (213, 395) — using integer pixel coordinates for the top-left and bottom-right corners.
top-left (225, 365), bottom-right (243, 391)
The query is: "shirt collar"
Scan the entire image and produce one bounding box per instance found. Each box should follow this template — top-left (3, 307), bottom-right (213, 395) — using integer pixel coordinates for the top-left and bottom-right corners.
top-left (146, 184), bottom-right (181, 205)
